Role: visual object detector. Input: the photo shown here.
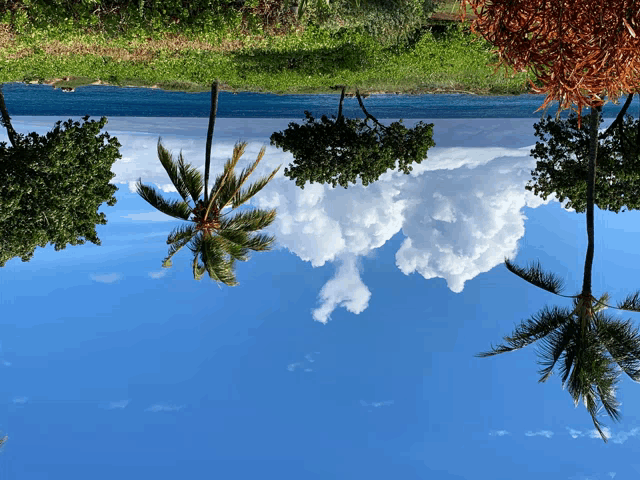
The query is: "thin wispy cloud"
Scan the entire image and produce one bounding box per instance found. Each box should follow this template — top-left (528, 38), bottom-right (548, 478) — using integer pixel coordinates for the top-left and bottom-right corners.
top-left (567, 426), bottom-right (640, 443)
top-left (149, 270), bottom-right (168, 279)
top-left (2, 361), bottom-right (11, 367)
top-left (588, 428), bottom-right (612, 441)
top-left (489, 430), bottom-right (510, 436)
top-left (120, 211), bottom-right (177, 222)
top-left (12, 396), bottom-right (27, 405)
top-left (145, 403), bottom-right (184, 413)
top-left (567, 428), bottom-right (584, 439)
top-left (525, 430), bottom-right (554, 438)
top-left (288, 352), bottom-right (319, 372)
top-left (608, 427), bottom-right (640, 444)
top-left (287, 362), bottom-right (302, 372)
top-left (90, 273), bottom-right (121, 284)
top-left (608, 473), bottom-right (616, 479)
top-left (360, 400), bottom-right (394, 408)
top-left (107, 400), bottom-right (130, 410)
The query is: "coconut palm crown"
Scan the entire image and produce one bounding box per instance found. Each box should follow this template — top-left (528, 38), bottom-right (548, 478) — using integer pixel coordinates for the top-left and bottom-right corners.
top-left (136, 138), bottom-right (281, 286)
top-left (480, 258), bottom-right (640, 442)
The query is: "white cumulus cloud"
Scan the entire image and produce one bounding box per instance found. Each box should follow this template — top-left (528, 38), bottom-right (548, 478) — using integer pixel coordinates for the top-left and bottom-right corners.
top-left (74, 118), bottom-right (570, 322)
top-left (311, 254), bottom-right (371, 323)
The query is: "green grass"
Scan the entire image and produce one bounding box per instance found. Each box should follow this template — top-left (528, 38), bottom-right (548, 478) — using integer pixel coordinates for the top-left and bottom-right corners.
top-left (0, 7), bottom-right (543, 95)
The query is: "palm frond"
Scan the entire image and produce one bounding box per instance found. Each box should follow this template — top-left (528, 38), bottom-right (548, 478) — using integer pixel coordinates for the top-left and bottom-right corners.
top-left (564, 334), bottom-right (621, 443)
top-left (176, 149), bottom-right (203, 204)
top-left (592, 292), bottom-right (611, 313)
top-left (192, 252), bottom-right (206, 281)
top-left (230, 164), bottom-right (282, 209)
top-left (156, 138), bottom-right (191, 204)
top-left (135, 179), bottom-right (192, 220)
top-left (615, 291), bottom-right (640, 312)
top-left (559, 341), bottom-right (577, 385)
top-left (504, 257), bottom-right (566, 295)
top-left (228, 145), bottom-right (265, 204)
top-left (476, 305), bottom-right (571, 357)
top-left (167, 223), bottom-right (198, 245)
top-left (585, 389), bottom-right (610, 444)
top-left (220, 208), bottom-right (277, 232)
top-left (202, 234), bottom-right (238, 286)
top-left (536, 322), bottom-right (574, 383)
top-left (595, 313), bottom-right (640, 381)
top-left (215, 232), bottom-right (251, 262)
top-left (245, 232), bottom-right (276, 252)
top-left (204, 144), bottom-right (245, 218)
top-left (162, 224), bottom-right (198, 268)
top-left (595, 369), bottom-right (622, 423)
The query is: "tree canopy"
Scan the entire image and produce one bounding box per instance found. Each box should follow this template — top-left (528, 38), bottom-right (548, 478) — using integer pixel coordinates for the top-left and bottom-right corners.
top-left (526, 102), bottom-right (640, 213)
top-left (0, 111), bottom-right (120, 267)
top-left (270, 86), bottom-right (435, 189)
top-left (459, 0), bottom-right (640, 127)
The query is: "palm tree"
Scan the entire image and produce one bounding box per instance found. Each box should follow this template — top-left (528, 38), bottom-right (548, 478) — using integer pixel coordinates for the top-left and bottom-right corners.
top-left (478, 106), bottom-right (640, 443)
top-left (136, 81), bottom-right (281, 286)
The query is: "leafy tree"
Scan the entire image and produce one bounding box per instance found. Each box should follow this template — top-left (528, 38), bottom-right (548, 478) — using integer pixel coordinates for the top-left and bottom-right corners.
top-left (270, 85), bottom-right (435, 189)
top-left (479, 107), bottom-right (640, 443)
top-left (526, 94), bottom-right (640, 213)
top-left (136, 81), bottom-right (281, 286)
top-left (0, 85), bottom-right (120, 267)
top-left (459, 0), bottom-right (640, 128)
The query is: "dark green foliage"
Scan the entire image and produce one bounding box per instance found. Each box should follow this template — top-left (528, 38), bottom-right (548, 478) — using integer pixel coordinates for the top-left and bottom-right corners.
top-left (526, 111), bottom-right (640, 214)
top-left (0, 115), bottom-right (120, 267)
top-left (323, 0), bottom-right (439, 46)
top-left (0, 0), bottom-right (438, 44)
top-left (270, 109), bottom-right (435, 189)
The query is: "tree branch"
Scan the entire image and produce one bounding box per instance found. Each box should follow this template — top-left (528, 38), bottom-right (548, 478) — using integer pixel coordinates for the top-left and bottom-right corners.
top-left (0, 85), bottom-right (19, 148)
top-left (600, 93), bottom-right (634, 140)
top-left (355, 88), bottom-right (387, 131)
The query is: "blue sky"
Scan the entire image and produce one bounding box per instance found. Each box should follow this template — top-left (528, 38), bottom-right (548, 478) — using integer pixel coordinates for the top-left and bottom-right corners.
top-left (1, 114), bottom-right (640, 479)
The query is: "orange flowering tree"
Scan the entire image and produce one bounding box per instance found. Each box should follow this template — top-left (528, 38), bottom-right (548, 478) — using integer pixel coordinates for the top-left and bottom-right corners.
top-left (459, 0), bottom-right (640, 127)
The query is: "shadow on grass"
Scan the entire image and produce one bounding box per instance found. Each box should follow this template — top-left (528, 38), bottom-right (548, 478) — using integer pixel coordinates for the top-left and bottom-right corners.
top-left (231, 41), bottom-right (378, 75)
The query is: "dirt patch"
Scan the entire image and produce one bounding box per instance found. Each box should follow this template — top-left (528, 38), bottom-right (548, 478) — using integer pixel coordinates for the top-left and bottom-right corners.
top-left (2, 30), bottom-right (275, 64)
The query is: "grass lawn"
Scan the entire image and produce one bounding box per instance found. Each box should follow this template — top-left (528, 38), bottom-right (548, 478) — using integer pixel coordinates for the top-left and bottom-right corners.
top-left (0, 1), bottom-right (542, 95)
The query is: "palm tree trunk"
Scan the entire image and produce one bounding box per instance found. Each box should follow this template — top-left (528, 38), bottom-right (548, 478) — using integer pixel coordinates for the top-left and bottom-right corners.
top-left (579, 105), bottom-right (600, 337)
top-left (338, 85), bottom-right (346, 124)
top-left (0, 85), bottom-right (19, 148)
top-left (204, 80), bottom-right (219, 206)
